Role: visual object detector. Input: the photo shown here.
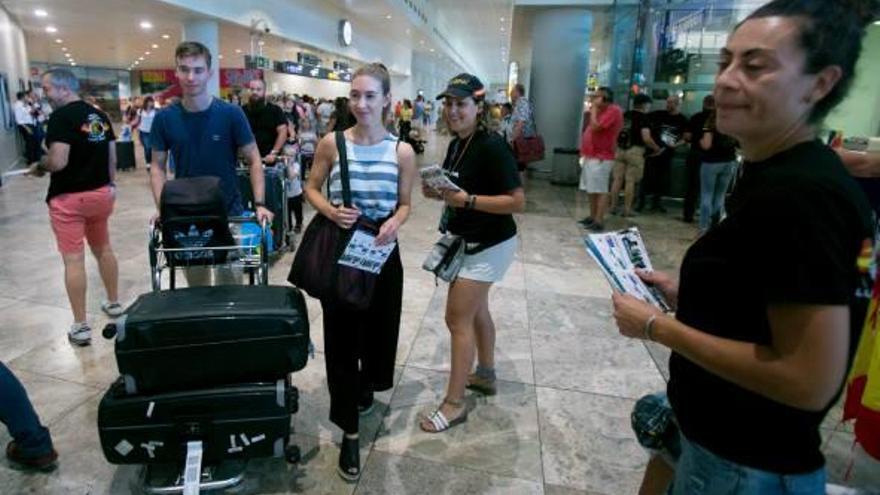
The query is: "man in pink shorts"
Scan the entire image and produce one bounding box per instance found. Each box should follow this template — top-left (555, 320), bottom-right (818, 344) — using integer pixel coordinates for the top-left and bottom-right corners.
top-left (30, 69), bottom-right (123, 346)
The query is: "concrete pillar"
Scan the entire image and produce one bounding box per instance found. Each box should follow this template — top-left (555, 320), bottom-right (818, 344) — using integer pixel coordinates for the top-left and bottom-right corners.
top-left (609, 4), bottom-right (639, 107)
top-left (183, 19), bottom-right (220, 97)
top-left (528, 9), bottom-right (592, 173)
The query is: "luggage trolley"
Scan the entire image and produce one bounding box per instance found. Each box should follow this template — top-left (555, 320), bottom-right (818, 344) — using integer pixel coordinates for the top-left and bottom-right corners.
top-left (103, 176), bottom-right (304, 494)
top-left (148, 216), bottom-right (271, 291)
top-left (236, 159), bottom-right (290, 255)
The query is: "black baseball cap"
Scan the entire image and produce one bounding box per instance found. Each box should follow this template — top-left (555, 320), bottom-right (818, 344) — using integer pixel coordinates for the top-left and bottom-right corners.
top-left (436, 73), bottom-right (486, 100)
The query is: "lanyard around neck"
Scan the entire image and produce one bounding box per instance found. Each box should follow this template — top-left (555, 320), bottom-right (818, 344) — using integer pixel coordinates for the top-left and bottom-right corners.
top-left (449, 132), bottom-right (475, 175)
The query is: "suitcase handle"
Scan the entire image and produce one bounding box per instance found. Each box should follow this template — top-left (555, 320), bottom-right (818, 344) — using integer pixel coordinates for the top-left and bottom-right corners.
top-left (102, 323), bottom-right (118, 339)
top-left (287, 385), bottom-right (299, 414)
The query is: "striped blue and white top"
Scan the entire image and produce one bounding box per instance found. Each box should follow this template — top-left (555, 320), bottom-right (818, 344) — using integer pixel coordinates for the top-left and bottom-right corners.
top-left (328, 135), bottom-right (400, 221)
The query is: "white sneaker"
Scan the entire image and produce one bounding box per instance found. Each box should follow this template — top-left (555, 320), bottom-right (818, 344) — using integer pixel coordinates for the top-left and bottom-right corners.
top-left (68, 322), bottom-right (91, 346)
top-left (101, 301), bottom-right (124, 318)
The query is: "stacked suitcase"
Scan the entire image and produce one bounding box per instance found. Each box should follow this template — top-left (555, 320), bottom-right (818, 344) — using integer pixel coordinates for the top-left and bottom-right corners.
top-left (97, 285), bottom-right (310, 469)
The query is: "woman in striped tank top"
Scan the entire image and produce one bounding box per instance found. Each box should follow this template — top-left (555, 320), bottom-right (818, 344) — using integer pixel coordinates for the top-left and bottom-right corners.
top-left (301, 63), bottom-right (417, 482)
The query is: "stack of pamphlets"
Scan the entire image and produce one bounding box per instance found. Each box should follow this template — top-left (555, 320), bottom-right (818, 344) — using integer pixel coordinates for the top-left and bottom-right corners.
top-left (584, 227), bottom-right (671, 312)
top-left (419, 164), bottom-right (462, 192)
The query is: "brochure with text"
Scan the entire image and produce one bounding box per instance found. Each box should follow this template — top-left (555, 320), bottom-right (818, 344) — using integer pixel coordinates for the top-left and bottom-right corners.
top-left (584, 227), bottom-right (671, 312)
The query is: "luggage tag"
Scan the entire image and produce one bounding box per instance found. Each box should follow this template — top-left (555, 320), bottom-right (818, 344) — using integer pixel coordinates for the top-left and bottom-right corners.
top-left (183, 441), bottom-right (203, 495)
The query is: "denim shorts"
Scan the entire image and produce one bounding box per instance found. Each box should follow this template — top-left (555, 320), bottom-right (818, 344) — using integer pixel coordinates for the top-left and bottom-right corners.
top-left (671, 434), bottom-right (826, 495)
top-left (632, 393), bottom-right (826, 494)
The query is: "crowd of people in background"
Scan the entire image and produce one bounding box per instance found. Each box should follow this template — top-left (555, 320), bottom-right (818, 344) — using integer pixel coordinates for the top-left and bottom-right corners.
top-left (109, 84), bottom-right (541, 174)
top-left (579, 88), bottom-right (740, 234)
top-left (13, 89), bottom-right (51, 167)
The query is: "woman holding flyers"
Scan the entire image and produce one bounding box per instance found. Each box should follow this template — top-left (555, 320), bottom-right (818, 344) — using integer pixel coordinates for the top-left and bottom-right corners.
top-left (301, 63), bottom-right (416, 482)
top-left (420, 73), bottom-right (525, 433)
top-left (612, 0), bottom-right (876, 492)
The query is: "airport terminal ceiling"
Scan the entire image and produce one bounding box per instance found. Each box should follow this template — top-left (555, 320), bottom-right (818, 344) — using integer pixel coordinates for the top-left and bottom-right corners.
top-left (0, 0), bottom-right (516, 87)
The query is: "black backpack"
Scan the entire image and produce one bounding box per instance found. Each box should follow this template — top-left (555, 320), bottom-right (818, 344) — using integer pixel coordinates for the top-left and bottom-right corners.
top-left (160, 176), bottom-right (235, 265)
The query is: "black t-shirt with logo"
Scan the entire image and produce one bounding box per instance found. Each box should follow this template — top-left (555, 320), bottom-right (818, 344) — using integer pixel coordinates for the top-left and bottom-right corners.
top-left (650, 110), bottom-right (688, 155)
top-left (243, 101), bottom-right (286, 157)
top-left (668, 140), bottom-right (873, 474)
top-left (45, 100), bottom-right (115, 202)
top-left (442, 130), bottom-right (522, 246)
top-left (618, 110), bottom-right (650, 149)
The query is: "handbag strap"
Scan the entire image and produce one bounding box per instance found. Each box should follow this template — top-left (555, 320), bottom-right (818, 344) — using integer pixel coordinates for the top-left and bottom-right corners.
top-left (335, 130), bottom-right (352, 208)
top-left (529, 99), bottom-right (539, 135)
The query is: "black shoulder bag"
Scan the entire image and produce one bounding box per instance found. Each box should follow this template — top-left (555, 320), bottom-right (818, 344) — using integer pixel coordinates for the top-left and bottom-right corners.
top-left (288, 131), bottom-right (381, 310)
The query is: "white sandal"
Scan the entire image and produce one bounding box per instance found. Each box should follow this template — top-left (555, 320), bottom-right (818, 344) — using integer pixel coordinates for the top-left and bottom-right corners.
top-left (420, 398), bottom-right (468, 433)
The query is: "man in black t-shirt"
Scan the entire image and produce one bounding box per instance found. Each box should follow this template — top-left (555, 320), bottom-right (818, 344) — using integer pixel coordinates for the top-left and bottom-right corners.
top-left (682, 95), bottom-right (715, 223)
top-left (243, 79), bottom-right (287, 164)
top-left (638, 96), bottom-right (688, 213)
top-left (610, 94), bottom-right (662, 217)
top-left (29, 69), bottom-right (123, 347)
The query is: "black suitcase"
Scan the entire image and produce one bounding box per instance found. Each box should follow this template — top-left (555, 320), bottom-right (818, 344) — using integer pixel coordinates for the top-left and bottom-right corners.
top-left (106, 285), bottom-right (309, 394)
top-left (98, 378), bottom-right (298, 465)
top-left (116, 141), bottom-right (136, 171)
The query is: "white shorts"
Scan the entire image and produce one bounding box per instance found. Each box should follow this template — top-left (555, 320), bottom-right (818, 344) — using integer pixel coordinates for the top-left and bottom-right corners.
top-left (457, 236), bottom-right (517, 283)
top-left (579, 158), bottom-right (615, 193)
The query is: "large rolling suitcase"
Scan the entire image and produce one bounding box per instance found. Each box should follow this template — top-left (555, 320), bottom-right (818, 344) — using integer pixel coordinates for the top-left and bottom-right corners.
top-left (116, 141), bottom-right (136, 171)
top-left (106, 285), bottom-right (309, 394)
top-left (98, 378), bottom-right (298, 465)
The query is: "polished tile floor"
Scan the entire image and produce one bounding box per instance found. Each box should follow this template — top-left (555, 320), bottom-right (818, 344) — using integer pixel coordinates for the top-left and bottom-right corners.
top-left (1, 135), bottom-right (878, 494)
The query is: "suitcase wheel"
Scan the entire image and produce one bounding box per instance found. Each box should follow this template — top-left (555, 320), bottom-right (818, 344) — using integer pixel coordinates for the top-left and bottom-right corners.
top-left (285, 444), bottom-right (300, 464)
top-left (102, 323), bottom-right (118, 339)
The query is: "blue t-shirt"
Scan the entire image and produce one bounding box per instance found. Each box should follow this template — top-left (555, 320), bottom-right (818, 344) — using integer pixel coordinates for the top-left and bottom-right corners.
top-left (151, 98), bottom-right (255, 215)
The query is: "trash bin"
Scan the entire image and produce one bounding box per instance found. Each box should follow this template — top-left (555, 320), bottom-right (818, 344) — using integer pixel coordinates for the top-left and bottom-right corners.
top-left (551, 147), bottom-right (580, 186)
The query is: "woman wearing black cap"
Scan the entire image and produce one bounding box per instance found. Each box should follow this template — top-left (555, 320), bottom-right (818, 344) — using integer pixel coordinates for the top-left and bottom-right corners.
top-left (613, 0), bottom-right (876, 492)
top-left (420, 73), bottom-right (525, 433)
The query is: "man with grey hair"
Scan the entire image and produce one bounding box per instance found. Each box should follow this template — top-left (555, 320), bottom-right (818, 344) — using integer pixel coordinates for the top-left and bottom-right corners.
top-left (29, 68), bottom-right (123, 346)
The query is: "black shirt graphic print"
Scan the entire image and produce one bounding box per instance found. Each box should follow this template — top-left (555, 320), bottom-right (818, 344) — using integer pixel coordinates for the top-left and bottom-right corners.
top-left (45, 100), bottom-right (115, 202)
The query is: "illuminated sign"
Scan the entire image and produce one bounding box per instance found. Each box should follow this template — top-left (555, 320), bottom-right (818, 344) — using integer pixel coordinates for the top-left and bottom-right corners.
top-left (244, 55), bottom-right (273, 70)
top-left (273, 60), bottom-right (352, 82)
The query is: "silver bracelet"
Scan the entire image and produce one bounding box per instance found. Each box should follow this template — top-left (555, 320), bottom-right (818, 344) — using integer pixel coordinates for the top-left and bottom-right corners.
top-left (644, 314), bottom-right (658, 341)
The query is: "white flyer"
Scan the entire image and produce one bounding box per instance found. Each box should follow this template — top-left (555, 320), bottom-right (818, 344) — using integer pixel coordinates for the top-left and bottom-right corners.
top-left (419, 164), bottom-right (461, 192)
top-left (584, 227), bottom-right (670, 312)
top-left (338, 230), bottom-right (396, 274)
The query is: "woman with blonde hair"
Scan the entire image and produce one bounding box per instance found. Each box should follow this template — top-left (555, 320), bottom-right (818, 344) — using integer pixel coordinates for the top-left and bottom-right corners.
top-left (301, 63), bottom-right (416, 481)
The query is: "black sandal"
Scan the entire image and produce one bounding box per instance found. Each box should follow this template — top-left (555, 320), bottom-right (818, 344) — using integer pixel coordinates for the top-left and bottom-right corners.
top-left (337, 435), bottom-right (360, 482)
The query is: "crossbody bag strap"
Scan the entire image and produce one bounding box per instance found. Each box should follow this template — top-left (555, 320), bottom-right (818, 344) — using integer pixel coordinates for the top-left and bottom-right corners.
top-left (335, 130), bottom-right (352, 208)
top-left (394, 137), bottom-right (402, 211)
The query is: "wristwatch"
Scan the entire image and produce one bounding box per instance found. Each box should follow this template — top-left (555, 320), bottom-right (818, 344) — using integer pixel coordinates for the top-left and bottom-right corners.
top-left (254, 201), bottom-right (265, 208)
